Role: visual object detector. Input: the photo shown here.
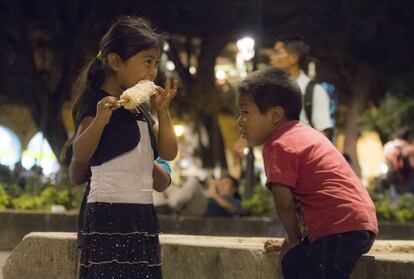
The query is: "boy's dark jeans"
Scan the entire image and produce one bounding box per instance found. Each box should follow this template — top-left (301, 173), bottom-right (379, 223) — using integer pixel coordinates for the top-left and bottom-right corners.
top-left (282, 230), bottom-right (375, 279)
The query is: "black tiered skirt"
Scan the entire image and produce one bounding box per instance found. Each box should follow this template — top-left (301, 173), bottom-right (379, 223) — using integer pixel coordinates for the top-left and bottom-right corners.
top-left (79, 202), bottom-right (162, 279)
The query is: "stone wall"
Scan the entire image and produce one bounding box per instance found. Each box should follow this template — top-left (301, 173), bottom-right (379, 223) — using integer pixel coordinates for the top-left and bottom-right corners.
top-left (0, 210), bottom-right (284, 250)
top-left (1, 210), bottom-right (414, 249)
top-left (3, 233), bottom-right (414, 279)
top-left (0, 210), bottom-right (78, 250)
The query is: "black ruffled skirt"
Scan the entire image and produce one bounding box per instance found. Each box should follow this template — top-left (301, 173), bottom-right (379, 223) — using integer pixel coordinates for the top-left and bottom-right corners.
top-left (79, 202), bottom-right (162, 279)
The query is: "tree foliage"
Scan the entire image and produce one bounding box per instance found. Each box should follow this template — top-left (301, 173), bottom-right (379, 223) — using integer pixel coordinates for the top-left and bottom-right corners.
top-left (0, 0), bottom-right (413, 173)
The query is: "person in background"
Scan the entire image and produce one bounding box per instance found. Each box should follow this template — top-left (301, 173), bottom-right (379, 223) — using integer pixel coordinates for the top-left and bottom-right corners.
top-left (153, 166), bottom-right (208, 216)
top-left (153, 171), bottom-right (242, 218)
top-left (382, 127), bottom-right (414, 194)
top-left (204, 174), bottom-right (242, 218)
top-left (270, 36), bottom-right (333, 139)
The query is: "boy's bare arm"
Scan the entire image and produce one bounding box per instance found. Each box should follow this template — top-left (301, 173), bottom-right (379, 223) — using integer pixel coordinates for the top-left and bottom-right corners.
top-left (269, 183), bottom-right (302, 246)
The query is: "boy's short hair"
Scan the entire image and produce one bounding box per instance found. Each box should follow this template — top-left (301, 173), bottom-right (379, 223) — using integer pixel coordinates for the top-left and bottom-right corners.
top-left (238, 67), bottom-right (302, 120)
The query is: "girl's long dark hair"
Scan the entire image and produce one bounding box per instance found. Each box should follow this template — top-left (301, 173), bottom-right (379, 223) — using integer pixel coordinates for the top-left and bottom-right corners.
top-left (61, 16), bottom-right (164, 164)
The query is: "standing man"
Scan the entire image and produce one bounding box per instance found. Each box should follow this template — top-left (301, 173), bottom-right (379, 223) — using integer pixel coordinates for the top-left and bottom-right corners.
top-left (270, 36), bottom-right (333, 138)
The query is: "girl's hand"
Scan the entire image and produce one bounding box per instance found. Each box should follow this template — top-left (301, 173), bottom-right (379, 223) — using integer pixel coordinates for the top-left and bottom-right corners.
top-left (96, 96), bottom-right (120, 126)
top-left (153, 78), bottom-right (178, 113)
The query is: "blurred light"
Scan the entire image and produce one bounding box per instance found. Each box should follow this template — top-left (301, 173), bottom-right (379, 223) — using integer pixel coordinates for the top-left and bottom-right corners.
top-left (179, 158), bottom-right (191, 169)
top-left (237, 37), bottom-right (255, 61)
top-left (229, 69), bottom-right (238, 77)
top-left (379, 163), bottom-right (389, 175)
top-left (308, 61), bottom-right (316, 78)
top-left (22, 132), bottom-right (59, 177)
top-left (189, 66), bottom-right (197, 75)
top-left (174, 125), bottom-right (185, 137)
top-left (0, 126), bottom-right (21, 169)
top-left (166, 61), bottom-right (175, 71)
top-left (163, 42), bottom-right (170, 51)
top-left (215, 70), bottom-right (227, 81)
top-left (243, 147), bottom-right (249, 155)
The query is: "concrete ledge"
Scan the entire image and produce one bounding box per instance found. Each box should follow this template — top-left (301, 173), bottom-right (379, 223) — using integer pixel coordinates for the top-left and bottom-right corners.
top-left (3, 233), bottom-right (414, 279)
top-left (2, 210), bottom-right (414, 250)
top-left (0, 210), bottom-right (284, 250)
top-left (2, 233), bottom-right (79, 279)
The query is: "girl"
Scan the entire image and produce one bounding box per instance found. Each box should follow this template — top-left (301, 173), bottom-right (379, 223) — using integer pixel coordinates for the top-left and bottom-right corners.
top-left (62, 16), bottom-right (177, 278)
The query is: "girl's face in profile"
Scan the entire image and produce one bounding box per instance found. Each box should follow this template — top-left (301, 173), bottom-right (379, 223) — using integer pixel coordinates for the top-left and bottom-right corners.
top-left (117, 48), bottom-right (161, 90)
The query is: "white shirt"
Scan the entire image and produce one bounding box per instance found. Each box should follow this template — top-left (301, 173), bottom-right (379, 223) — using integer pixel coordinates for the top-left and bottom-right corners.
top-left (296, 71), bottom-right (333, 131)
top-left (87, 121), bottom-right (154, 204)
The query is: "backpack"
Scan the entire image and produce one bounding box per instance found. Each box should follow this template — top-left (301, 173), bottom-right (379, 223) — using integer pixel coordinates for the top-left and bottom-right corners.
top-left (304, 80), bottom-right (337, 128)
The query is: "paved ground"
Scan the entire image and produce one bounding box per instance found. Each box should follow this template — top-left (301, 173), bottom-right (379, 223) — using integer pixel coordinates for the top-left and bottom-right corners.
top-left (0, 251), bottom-right (11, 279)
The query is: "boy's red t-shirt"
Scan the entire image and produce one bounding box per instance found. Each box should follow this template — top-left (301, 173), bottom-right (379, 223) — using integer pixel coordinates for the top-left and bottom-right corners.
top-left (263, 121), bottom-right (378, 242)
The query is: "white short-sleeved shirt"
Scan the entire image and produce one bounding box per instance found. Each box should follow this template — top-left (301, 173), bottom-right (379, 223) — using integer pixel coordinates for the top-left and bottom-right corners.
top-left (296, 71), bottom-right (333, 131)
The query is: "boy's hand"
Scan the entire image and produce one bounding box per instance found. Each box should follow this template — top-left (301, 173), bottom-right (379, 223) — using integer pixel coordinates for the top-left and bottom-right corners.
top-left (264, 239), bottom-right (284, 253)
top-left (96, 96), bottom-right (120, 126)
top-left (264, 239), bottom-right (300, 260)
top-left (153, 78), bottom-right (178, 113)
top-left (279, 239), bottom-right (300, 259)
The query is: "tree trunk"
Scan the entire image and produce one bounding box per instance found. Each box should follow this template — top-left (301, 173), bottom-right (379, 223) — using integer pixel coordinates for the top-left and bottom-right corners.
top-left (197, 113), bottom-right (228, 170)
top-left (343, 63), bottom-right (376, 176)
top-left (169, 35), bottom-right (229, 171)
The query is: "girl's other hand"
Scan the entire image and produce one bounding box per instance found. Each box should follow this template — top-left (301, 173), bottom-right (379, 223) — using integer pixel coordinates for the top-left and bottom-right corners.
top-left (153, 78), bottom-right (178, 112)
top-left (96, 96), bottom-right (120, 126)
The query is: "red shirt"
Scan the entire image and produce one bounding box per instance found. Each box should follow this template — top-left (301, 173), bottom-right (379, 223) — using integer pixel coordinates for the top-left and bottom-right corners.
top-left (263, 121), bottom-right (378, 242)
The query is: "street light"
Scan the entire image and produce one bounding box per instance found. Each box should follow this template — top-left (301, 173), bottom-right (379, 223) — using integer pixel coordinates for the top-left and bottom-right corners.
top-left (236, 36), bottom-right (256, 198)
top-left (236, 37), bottom-right (255, 78)
top-left (237, 37), bottom-right (255, 60)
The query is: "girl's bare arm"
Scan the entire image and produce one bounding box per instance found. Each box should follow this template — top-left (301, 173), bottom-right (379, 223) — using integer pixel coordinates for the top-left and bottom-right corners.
top-left (152, 162), bottom-right (171, 192)
top-left (69, 96), bottom-right (119, 185)
top-left (153, 79), bottom-right (178, 161)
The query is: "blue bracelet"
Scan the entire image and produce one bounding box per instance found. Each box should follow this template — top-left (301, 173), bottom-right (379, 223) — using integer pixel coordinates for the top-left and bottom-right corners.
top-left (155, 156), bottom-right (172, 175)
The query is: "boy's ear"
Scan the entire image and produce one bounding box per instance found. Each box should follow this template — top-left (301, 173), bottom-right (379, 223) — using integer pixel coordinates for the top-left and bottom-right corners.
top-left (107, 53), bottom-right (123, 71)
top-left (271, 106), bottom-right (285, 124)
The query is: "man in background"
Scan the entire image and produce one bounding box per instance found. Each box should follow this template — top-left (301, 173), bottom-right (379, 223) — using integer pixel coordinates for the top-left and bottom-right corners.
top-left (270, 36), bottom-right (333, 138)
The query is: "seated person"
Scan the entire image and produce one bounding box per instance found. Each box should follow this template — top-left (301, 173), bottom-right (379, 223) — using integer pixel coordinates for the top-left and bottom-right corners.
top-left (153, 171), bottom-right (242, 218)
top-left (204, 174), bottom-right (242, 218)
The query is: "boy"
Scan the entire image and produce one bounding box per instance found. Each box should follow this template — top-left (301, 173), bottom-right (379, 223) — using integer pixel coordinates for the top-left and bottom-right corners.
top-left (236, 67), bottom-right (378, 279)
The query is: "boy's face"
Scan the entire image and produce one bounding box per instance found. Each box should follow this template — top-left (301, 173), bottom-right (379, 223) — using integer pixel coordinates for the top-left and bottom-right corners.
top-left (237, 95), bottom-right (279, 147)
